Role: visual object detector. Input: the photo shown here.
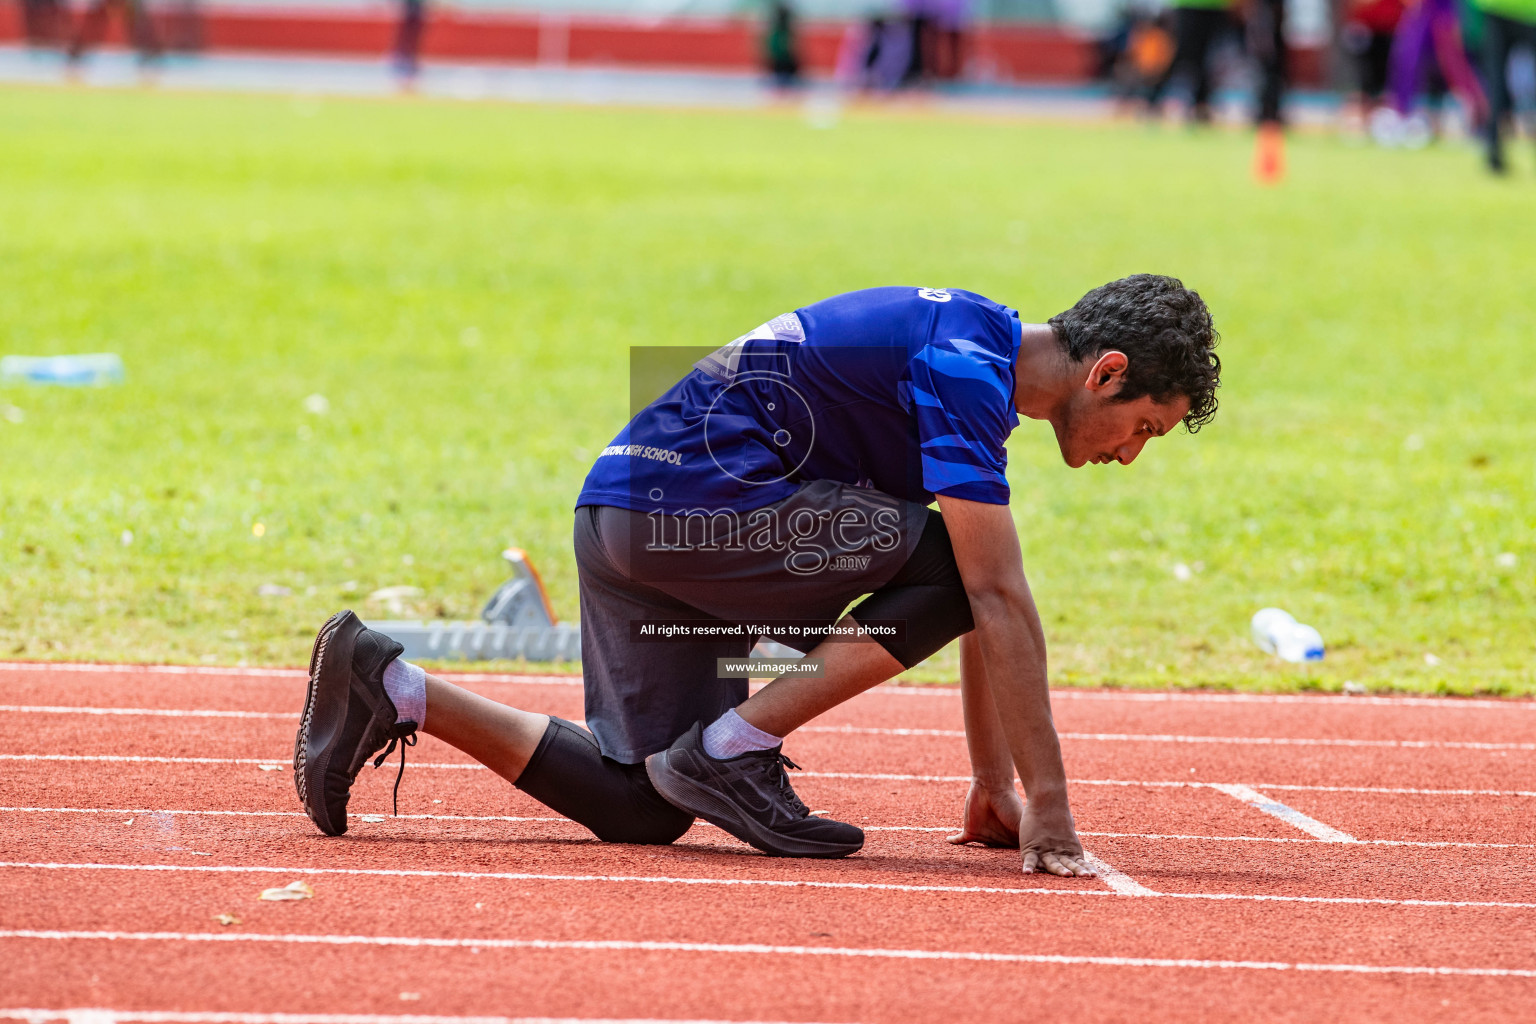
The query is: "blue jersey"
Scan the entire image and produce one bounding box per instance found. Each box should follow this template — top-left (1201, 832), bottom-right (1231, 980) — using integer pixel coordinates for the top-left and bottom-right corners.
top-left (576, 287), bottom-right (1022, 514)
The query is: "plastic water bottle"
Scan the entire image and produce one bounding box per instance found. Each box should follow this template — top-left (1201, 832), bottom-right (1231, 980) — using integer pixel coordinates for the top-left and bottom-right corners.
top-left (1251, 608), bottom-right (1324, 663)
top-left (0, 353), bottom-right (125, 386)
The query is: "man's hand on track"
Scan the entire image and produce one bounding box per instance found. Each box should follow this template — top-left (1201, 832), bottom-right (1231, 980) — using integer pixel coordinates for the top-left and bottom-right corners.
top-left (949, 782), bottom-right (1096, 877)
top-left (946, 779), bottom-right (1023, 848)
top-left (1018, 804), bottom-right (1096, 878)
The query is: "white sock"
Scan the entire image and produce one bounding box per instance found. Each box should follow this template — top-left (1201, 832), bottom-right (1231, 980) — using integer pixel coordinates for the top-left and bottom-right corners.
top-left (381, 658), bottom-right (426, 730)
top-left (702, 708), bottom-right (782, 759)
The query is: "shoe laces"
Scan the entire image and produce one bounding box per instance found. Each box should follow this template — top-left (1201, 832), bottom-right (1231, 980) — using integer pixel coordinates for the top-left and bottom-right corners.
top-left (766, 752), bottom-right (808, 815)
top-left (372, 721), bottom-right (418, 816)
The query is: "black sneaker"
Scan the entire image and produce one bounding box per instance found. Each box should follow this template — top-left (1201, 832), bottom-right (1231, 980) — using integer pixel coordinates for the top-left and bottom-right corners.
top-left (293, 610), bottom-right (418, 836)
top-left (645, 722), bottom-right (863, 858)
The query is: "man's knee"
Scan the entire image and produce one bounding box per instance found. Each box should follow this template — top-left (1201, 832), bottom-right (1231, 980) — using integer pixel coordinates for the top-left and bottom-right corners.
top-left (514, 718), bottom-right (695, 846)
top-left (588, 793), bottom-right (695, 846)
top-left (854, 511), bottom-right (974, 669)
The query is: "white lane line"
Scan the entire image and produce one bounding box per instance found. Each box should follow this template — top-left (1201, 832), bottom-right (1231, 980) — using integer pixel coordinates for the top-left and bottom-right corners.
top-left (0, 706), bottom-right (296, 720)
top-left (0, 665), bottom-right (585, 687)
top-left (0, 664), bottom-right (582, 687)
top-left (871, 685), bottom-right (1536, 712)
top-left (6, 861), bottom-right (1536, 911)
top-left (1045, 690), bottom-right (1536, 711)
top-left (0, 807), bottom-right (567, 823)
top-left (1078, 831), bottom-right (1532, 850)
top-left (1078, 853), bottom-right (1159, 896)
top-left (876, 686), bottom-right (1536, 711)
top-left (6, 757), bottom-right (1535, 799)
top-left (7, 661), bottom-right (1535, 710)
top-left (9, 709), bottom-right (1530, 752)
top-left (0, 861), bottom-right (1115, 900)
top-left (0, 755), bottom-right (479, 769)
top-left (0, 807), bottom-right (1530, 850)
top-left (1, 1012), bottom-right (818, 1024)
top-left (3, 930), bottom-right (1534, 978)
top-left (1067, 779), bottom-right (1536, 799)
top-left (799, 770), bottom-right (989, 782)
top-left (806, 772), bottom-right (1536, 798)
top-left (1210, 785), bottom-right (1359, 843)
top-left (803, 725), bottom-right (1536, 752)
top-left (0, 665), bottom-right (302, 679)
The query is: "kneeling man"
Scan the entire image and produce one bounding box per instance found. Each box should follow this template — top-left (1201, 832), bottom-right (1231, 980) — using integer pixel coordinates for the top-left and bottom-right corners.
top-left (293, 274), bottom-right (1220, 876)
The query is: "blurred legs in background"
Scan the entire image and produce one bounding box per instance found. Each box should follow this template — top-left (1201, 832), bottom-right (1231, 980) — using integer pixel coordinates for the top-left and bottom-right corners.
top-left (930, 8), bottom-right (967, 80)
top-left (21, 0), bottom-right (70, 48)
top-left (1146, 6), bottom-right (1230, 121)
top-left (1480, 11), bottom-right (1536, 172)
top-left (1248, 0), bottom-right (1286, 182)
top-left (903, 11), bottom-right (931, 85)
top-left (68, 0), bottom-right (163, 66)
top-left (1386, 0), bottom-right (1486, 129)
top-left (1250, 0), bottom-right (1287, 125)
top-left (393, 0), bottom-right (426, 87)
top-left (159, 0), bottom-right (204, 54)
top-left (764, 0), bottom-right (802, 89)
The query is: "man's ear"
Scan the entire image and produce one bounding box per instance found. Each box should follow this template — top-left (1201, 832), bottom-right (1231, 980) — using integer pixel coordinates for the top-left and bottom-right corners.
top-left (1083, 351), bottom-right (1129, 394)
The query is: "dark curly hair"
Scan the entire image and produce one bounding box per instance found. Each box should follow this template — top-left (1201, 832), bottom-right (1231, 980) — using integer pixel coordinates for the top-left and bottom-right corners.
top-left (1047, 274), bottom-right (1221, 432)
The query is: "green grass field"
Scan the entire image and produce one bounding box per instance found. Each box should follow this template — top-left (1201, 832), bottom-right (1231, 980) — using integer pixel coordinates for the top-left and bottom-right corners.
top-left (2, 86), bottom-right (1533, 694)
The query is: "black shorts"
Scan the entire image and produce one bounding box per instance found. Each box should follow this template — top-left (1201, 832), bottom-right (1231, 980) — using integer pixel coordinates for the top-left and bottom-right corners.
top-left (574, 480), bottom-right (974, 763)
top-left (520, 483), bottom-right (975, 846)
top-left (515, 716), bottom-right (695, 845)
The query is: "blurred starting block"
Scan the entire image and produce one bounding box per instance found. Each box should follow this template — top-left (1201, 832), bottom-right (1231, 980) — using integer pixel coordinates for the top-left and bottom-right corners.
top-left (373, 547), bottom-right (805, 665)
top-left (373, 548), bottom-right (582, 663)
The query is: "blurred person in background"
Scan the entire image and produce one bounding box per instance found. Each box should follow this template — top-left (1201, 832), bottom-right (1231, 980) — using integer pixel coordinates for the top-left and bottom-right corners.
top-left (1376, 0), bottom-right (1486, 143)
top-left (840, 8), bottom-right (913, 91)
top-left (1098, 6), bottom-right (1176, 106)
top-left (1248, 0), bottom-right (1287, 180)
top-left (929, 0), bottom-right (970, 80)
top-left (67, 0), bottom-right (162, 68)
top-left (1248, 0), bottom-right (1287, 125)
top-left (1144, 0), bottom-right (1236, 121)
top-left (1340, 0), bottom-right (1407, 125)
top-left (160, 0), bottom-right (203, 53)
top-left (1474, 0), bottom-right (1536, 171)
top-left (21, 0), bottom-right (69, 48)
top-left (764, 0), bottom-right (803, 89)
top-left (393, 0), bottom-right (426, 88)
top-left (901, 0), bottom-right (932, 84)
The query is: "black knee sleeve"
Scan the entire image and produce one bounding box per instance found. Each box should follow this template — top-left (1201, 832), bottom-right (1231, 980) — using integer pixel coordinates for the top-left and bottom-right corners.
top-left (514, 717), bottom-right (695, 845)
top-left (851, 511), bottom-right (974, 669)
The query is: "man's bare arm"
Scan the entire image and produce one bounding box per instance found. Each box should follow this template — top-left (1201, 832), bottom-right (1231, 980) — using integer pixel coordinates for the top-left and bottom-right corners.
top-left (936, 494), bottom-right (1093, 877)
top-left (946, 631), bottom-right (1025, 848)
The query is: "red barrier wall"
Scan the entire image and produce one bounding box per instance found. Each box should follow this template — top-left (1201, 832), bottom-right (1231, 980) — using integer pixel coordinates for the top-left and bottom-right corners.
top-left (0, 2), bottom-right (1317, 85)
top-left (0, 3), bottom-right (1099, 81)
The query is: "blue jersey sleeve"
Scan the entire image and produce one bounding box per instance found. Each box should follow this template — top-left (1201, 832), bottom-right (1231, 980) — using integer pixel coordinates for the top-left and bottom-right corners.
top-left (906, 335), bottom-right (1017, 504)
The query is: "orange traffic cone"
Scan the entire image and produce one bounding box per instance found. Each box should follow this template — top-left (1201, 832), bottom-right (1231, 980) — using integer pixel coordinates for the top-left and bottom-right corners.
top-left (1253, 122), bottom-right (1286, 185)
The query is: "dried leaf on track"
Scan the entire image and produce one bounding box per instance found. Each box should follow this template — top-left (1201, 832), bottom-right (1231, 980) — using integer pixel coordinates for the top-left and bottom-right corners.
top-left (258, 880), bottom-right (314, 902)
top-left (214, 913), bottom-right (241, 926)
top-left (257, 764), bottom-right (284, 772)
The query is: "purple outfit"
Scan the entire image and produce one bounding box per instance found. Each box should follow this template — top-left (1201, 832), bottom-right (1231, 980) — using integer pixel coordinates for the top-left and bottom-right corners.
top-left (1388, 0), bottom-right (1485, 116)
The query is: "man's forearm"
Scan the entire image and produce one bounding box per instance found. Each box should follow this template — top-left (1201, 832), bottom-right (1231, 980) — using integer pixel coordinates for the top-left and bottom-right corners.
top-left (968, 589), bottom-right (1070, 807)
top-left (958, 632), bottom-right (1015, 791)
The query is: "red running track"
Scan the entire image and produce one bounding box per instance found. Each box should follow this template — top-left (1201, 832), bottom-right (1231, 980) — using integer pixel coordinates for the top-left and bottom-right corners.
top-left (1, 662), bottom-right (1534, 1023)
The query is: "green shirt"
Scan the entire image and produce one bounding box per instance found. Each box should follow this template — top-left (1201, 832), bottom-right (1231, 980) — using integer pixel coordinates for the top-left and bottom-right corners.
top-left (1474, 0), bottom-right (1536, 23)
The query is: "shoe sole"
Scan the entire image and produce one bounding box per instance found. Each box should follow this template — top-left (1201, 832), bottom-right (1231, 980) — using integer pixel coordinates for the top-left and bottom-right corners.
top-left (645, 751), bottom-right (862, 858)
top-left (293, 610), bottom-right (361, 836)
